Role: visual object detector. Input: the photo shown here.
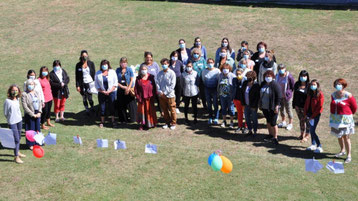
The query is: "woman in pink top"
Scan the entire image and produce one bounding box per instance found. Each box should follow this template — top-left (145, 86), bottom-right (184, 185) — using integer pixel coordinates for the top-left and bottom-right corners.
top-left (38, 66), bottom-right (54, 129)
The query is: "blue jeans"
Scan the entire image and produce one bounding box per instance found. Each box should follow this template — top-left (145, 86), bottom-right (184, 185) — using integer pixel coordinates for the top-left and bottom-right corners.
top-left (309, 114), bottom-right (321, 147)
top-left (9, 121), bottom-right (22, 156)
top-left (220, 96), bottom-right (235, 116)
top-left (205, 87), bottom-right (219, 119)
top-left (244, 107), bottom-right (258, 132)
top-left (98, 91), bottom-right (117, 116)
top-left (25, 110), bottom-right (41, 147)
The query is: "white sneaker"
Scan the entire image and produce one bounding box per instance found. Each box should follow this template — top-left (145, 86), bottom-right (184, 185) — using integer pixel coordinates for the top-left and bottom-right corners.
top-left (162, 125), bottom-right (168, 129)
top-left (278, 121), bottom-right (287, 128)
top-left (170, 125), bottom-right (176, 130)
top-left (229, 122), bottom-right (234, 129)
top-left (286, 124), bottom-right (293, 130)
top-left (175, 108), bottom-right (180, 114)
top-left (306, 144), bottom-right (317, 151)
top-left (221, 122), bottom-right (226, 128)
top-left (314, 147), bottom-right (323, 153)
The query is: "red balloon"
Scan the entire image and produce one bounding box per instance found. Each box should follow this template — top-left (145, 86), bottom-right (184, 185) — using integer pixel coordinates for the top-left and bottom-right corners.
top-left (33, 145), bottom-right (44, 158)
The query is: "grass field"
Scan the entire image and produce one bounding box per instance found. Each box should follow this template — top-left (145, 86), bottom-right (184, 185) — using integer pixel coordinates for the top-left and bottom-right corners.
top-left (1, 0), bottom-right (358, 200)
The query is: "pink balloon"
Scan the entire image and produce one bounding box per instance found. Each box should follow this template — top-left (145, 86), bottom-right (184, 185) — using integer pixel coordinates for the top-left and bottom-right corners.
top-left (25, 130), bottom-right (35, 142)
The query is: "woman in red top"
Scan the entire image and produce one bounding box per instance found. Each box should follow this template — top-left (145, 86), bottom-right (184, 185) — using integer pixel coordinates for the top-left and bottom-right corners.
top-left (304, 79), bottom-right (324, 153)
top-left (38, 66), bottom-right (54, 129)
top-left (330, 79), bottom-right (357, 163)
top-left (135, 65), bottom-right (157, 130)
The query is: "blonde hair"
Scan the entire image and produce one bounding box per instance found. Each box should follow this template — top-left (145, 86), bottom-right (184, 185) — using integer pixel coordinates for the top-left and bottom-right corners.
top-left (191, 48), bottom-right (202, 57)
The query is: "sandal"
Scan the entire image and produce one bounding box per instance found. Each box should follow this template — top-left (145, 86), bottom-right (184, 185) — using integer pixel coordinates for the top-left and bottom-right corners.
top-left (334, 152), bottom-right (346, 158)
top-left (345, 157), bottom-right (352, 164)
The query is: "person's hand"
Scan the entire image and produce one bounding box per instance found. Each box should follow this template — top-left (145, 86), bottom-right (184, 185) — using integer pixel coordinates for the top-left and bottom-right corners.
top-left (125, 87), bottom-right (130, 95)
top-left (274, 105), bottom-right (279, 114)
top-left (77, 87), bottom-right (81, 92)
top-left (61, 82), bottom-right (65, 87)
top-left (35, 113), bottom-right (41, 118)
top-left (42, 103), bottom-right (45, 108)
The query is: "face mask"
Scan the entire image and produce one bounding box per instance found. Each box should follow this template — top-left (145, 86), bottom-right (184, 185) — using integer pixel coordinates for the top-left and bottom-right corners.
top-left (11, 91), bottom-right (18, 97)
top-left (222, 42), bottom-right (228, 47)
top-left (208, 63), bottom-right (214, 68)
top-left (237, 75), bottom-right (243, 80)
top-left (279, 69), bottom-right (286, 75)
top-left (101, 65), bottom-right (108, 71)
top-left (28, 85), bottom-right (34, 91)
top-left (259, 47), bottom-right (265, 53)
top-left (82, 56), bottom-right (88, 61)
top-left (171, 56), bottom-right (178, 61)
top-left (240, 64), bottom-right (247, 69)
top-left (162, 64), bottom-right (168, 70)
top-left (193, 54), bottom-right (199, 59)
top-left (29, 76), bottom-right (35, 80)
top-left (223, 69), bottom-right (229, 74)
top-left (42, 72), bottom-right (48, 77)
top-left (195, 42), bottom-right (201, 46)
top-left (265, 77), bottom-right (273, 83)
top-left (121, 63), bottom-right (128, 68)
top-left (141, 70), bottom-right (147, 75)
top-left (247, 78), bottom-right (253, 83)
top-left (54, 66), bottom-right (61, 72)
top-left (310, 85), bottom-right (317, 91)
top-left (241, 47), bottom-right (247, 51)
top-left (264, 56), bottom-right (269, 61)
top-left (300, 76), bottom-right (307, 82)
top-left (336, 84), bottom-right (343, 91)
top-left (179, 43), bottom-right (185, 49)
top-left (186, 67), bottom-right (192, 72)
top-left (220, 52), bottom-right (227, 58)
top-left (243, 55), bottom-right (249, 60)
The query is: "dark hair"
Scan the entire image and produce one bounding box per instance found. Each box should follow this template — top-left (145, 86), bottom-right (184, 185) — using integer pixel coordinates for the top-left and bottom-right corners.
top-left (7, 84), bottom-right (21, 99)
top-left (169, 51), bottom-right (179, 65)
top-left (219, 63), bottom-right (232, 72)
top-left (298, 70), bottom-right (310, 85)
top-left (39, 66), bottom-right (49, 79)
top-left (241, 41), bottom-right (249, 46)
top-left (308, 79), bottom-right (321, 98)
top-left (256, 41), bottom-right (267, 51)
top-left (186, 61), bottom-right (193, 67)
top-left (100, 59), bottom-right (112, 71)
top-left (246, 71), bottom-right (257, 81)
top-left (193, 37), bottom-right (201, 47)
top-left (221, 37), bottom-right (233, 53)
top-left (160, 58), bottom-right (169, 65)
top-left (53, 60), bottom-right (62, 67)
top-left (178, 39), bottom-right (185, 43)
top-left (79, 50), bottom-right (89, 62)
top-left (334, 78), bottom-right (348, 89)
top-left (219, 47), bottom-right (228, 64)
top-left (207, 58), bottom-right (214, 63)
top-left (27, 70), bottom-right (36, 79)
top-left (144, 51), bottom-right (153, 58)
top-left (263, 70), bottom-right (275, 78)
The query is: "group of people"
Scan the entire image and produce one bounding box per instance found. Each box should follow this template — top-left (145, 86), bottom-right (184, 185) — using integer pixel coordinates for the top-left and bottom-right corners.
top-left (3, 38), bottom-right (357, 165)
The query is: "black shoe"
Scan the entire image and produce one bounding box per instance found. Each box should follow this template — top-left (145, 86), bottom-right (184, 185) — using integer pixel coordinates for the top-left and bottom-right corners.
top-left (273, 138), bottom-right (279, 145)
top-left (185, 119), bottom-right (191, 125)
top-left (193, 119), bottom-right (198, 124)
top-left (242, 128), bottom-right (249, 134)
top-left (264, 135), bottom-right (273, 142)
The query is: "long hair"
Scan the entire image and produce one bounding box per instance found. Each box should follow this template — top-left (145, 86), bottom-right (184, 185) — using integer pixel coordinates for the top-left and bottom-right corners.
top-left (297, 70), bottom-right (310, 86)
top-left (308, 79), bottom-right (321, 98)
top-left (221, 37), bottom-right (233, 54)
top-left (7, 84), bottom-right (21, 99)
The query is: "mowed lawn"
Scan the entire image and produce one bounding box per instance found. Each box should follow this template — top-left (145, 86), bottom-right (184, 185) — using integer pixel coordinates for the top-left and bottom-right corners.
top-left (1, 0), bottom-right (358, 200)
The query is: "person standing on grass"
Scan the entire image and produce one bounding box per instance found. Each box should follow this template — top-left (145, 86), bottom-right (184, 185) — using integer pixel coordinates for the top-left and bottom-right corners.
top-left (259, 70), bottom-right (282, 145)
top-left (156, 58), bottom-right (177, 130)
top-left (304, 79), bottom-right (324, 153)
top-left (181, 61), bottom-right (199, 125)
top-left (258, 50), bottom-right (277, 85)
top-left (251, 41), bottom-right (277, 77)
top-left (135, 65), bottom-right (157, 130)
top-left (215, 47), bottom-right (236, 71)
top-left (176, 39), bottom-right (191, 65)
top-left (22, 79), bottom-right (43, 150)
top-left (38, 66), bottom-right (54, 130)
top-left (293, 70), bottom-right (310, 142)
top-left (169, 51), bottom-right (184, 114)
top-left (218, 63), bottom-right (236, 129)
top-left (215, 37), bottom-right (235, 64)
top-left (23, 70), bottom-right (44, 113)
top-left (116, 57), bottom-right (137, 123)
top-left (202, 58), bottom-right (220, 125)
top-left (94, 60), bottom-right (118, 128)
top-left (330, 78), bottom-right (357, 163)
top-left (190, 37), bottom-right (207, 61)
top-left (241, 71), bottom-right (260, 136)
top-left (4, 85), bottom-right (26, 164)
top-left (232, 68), bottom-right (247, 133)
top-left (49, 60), bottom-right (70, 122)
top-left (191, 47), bottom-right (207, 110)
top-left (276, 64), bottom-right (295, 131)
top-left (75, 50), bottom-right (95, 115)
top-left (236, 41), bottom-right (254, 62)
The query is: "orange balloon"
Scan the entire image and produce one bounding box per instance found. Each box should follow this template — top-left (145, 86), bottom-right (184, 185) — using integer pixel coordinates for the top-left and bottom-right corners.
top-left (220, 156), bottom-right (233, 173)
top-left (33, 145), bottom-right (44, 158)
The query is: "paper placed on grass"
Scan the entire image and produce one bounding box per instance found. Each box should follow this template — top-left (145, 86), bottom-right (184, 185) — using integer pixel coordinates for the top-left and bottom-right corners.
top-left (305, 158), bottom-right (323, 173)
top-left (97, 139), bottom-right (108, 148)
top-left (0, 128), bottom-right (15, 149)
top-left (114, 140), bottom-right (126, 150)
top-left (145, 144), bottom-right (157, 154)
top-left (73, 136), bottom-right (82, 145)
top-left (44, 133), bottom-right (57, 145)
top-left (33, 132), bottom-right (45, 145)
top-left (326, 161), bottom-right (344, 174)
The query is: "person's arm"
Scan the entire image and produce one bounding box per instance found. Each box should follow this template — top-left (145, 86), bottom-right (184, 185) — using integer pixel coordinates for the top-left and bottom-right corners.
top-left (109, 70), bottom-right (118, 93)
top-left (311, 92), bottom-right (324, 119)
top-left (215, 48), bottom-right (220, 67)
top-left (231, 49), bottom-right (235, 61)
top-left (63, 70), bottom-right (70, 85)
top-left (273, 82), bottom-right (282, 113)
top-left (75, 64), bottom-right (81, 88)
top-left (49, 73), bottom-right (62, 89)
top-left (252, 84), bottom-right (261, 108)
top-left (349, 95), bottom-right (357, 114)
top-left (21, 94), bottom-right (35, 117)
top-left (155, 73), bottom-right (163, 95)
top-left (180, 74), bottom-right (185, 90)
top-left (3, 100), bottom-right (9, 119)
top-left (165, 72), bottom-right (176, 96)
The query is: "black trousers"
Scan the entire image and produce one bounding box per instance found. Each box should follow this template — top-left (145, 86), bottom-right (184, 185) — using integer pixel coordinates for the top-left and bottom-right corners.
top-left (41, 101), bottom-right (52, 124)
top-left (81, 83), bottom-right (94, 109)
top-left (174, 77), bottom-right (182, 108)
top-left (117, 89), bottom-right (137, 123)
top-left (199, 81), bottom-right (207, 109)
top-left (183, 95), bottom-right (198, 120)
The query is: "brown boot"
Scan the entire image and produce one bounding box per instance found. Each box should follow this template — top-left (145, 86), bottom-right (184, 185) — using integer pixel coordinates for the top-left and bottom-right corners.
top-left (47, 119), bottom-right (55, 127)
top-left (15, 156), bottom-right (23, 164)
top-left (18, 152), bottom-right (26, 158)
top-left (42, 124), bottom-right (49, 130)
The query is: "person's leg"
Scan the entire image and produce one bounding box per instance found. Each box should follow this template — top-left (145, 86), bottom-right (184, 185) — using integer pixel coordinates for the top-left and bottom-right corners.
top-left (168, 97), bottom-right (177, 126)
top-left (205, 88), bottom-right (213, 119)
top-left (46, 101), bottom-right (54, 127)
top-left (279, 99), bottom-right (286, 123)
top-left (160, 95), bottom-right (170, 125)
top-left (244, 106), bottom-right (252, 131)
top-left (98, 93), bottom-right (106, 125)
top-left (59, 97), bottom-right (67, 119)
top-left (220, 97), bottom-right (228, 125)
top-left (199, 82), bottom-right (207, 109)
top-left (233, 99), bottom-right (241, 127)
top-left (41, 102), bottom-right (48, 125)
top-left (229, 101), bottom-right (235, 125)
top-left (53, 98), bottom-right (60, 120)
top-left (192, 95), bottom-right (198, 121)
top-left (82, 93), bottom-right (89, 110)
top-left (109, 92), bottom-right (117, 123)
top-left (338, 137), bottom-right (345, 153)
top-left (313, 115), bottom-right (321, 147)
top-left (117, 91), bottom-right (127, 122)
top-left (128, 98), bottom-right (137, 123)
top-left (295, 107), bottom-right (305, 138)
top-left (286, 98), bottom-right (294, 125)
top-left (212, 90), bottom-right (219, 120)
top-left (34, 111), bottom-right (41, 132)
top-left (251, 108), bottom-right (258, 134)
top-left (343, 135), bottom-right (351, 158)
top-left (175, 77), bottom-right (181, 108)
top-left (9, 124), bottom-right (20, 156)
top-left (183, 96), bottom-right (190, 120)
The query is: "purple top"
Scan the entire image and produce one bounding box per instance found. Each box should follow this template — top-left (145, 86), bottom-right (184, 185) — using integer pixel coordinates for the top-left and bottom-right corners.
top-left (169, 60), bottom-right (184, 77)
top-left (142, 62), bottom-right (160, 77)
top-left (276, 72), bottom-right (295, 101)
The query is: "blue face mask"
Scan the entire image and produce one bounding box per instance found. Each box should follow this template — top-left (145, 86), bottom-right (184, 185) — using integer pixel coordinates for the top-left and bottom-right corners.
top-left (54, 66), bottom-right (61, 72)
top-left (220, 52), bottom-right (227, 58)
top-left (279, 69), bottom-right (286, 75)
top-left (264, 56), bottom-right (269, 61)
top-left (259, 48), bottom-right (265, 53)
top-left (193, 54), bottom-right (199, 59)
top-left (241, 47), bottom-right (247, 51)
top-left (42, 72), bottom-right (48, 77)
top-left (101, 65), bottom-right (108, 71)
top-left (208, 63), bottom-right (214, 68)
top-left (179, 43), bottom-right (185, 49)
top-left (240, 64), bottom-right (247, 69)
top-left (27, 85), bottom-right (34, 91)
top-left (222, 42), bottom-right (228, 47)
top-left (243, 55), bottom-right (249, 60)
top-left (310, 85), bottom-right (317, 91)
top-left (300, 76), bottom-right (307, 82)
top-left (195, 42), bottom-right (201, 46)
top-left (336, 84), bottom-right (343, 91)
top-left (162, 64), bottom-right (168, 70)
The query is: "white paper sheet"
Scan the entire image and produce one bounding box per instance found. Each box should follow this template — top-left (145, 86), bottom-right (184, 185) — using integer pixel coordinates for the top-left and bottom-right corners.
top-left (97, 139), bottom-right (108, 148)
top-left (305, 158), bottom-right (323, 173)
top-left (114, 140), bottom-right (126, 150)
top-left (34, 132), bottom-right (45, 145)
top-left (145, 144), bottom-right (157, 154)
top-left (326, 161), bottom-right (344, 174)
top-left (73, 136), bottom-right (82, 145)
top-left (0, 128), bottom-right (15, 149)
top-left (44, 133), bottom-right (57, 145)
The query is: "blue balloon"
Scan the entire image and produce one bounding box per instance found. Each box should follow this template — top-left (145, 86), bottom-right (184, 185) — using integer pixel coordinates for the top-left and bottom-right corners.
top-left (208, 153), bottom-right (217, 166)
top-left (211, 155), bottom-right (223, 171)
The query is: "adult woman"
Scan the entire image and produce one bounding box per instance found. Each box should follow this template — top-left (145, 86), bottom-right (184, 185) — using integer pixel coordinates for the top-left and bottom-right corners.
top-left (191, 48), bottom-right (207, 109)
top-left (241, 71), bottom-right (260, 136)
top-left (23, 70), bottom-right (44, 108)
top-left (38, 66), bottom-right (54, 130)
top-left (176, 39), bottom-right (191, 65)
top-left (258, 50), bottom-right (277, 85)
top-left (169, 51), bottom-right (184, 114)
top-left (236, 41), bottom-right (254, 62)
top-left (215, 37), bottom-right (235, 63)
top-left (135, 65), bottom-right (157, 130)
top-left (202, 58), bottom-right (220, 124)
top-left (218, 64), bottom-right (235, 128)
top-left (4, 85), bottom-right (26, 163)
top-left (236, 58), bottom-right (252, 76)
top-left (49, 60), bottom-right (70, 122)
top-left (190, 37), bottom-right (207, 61)
top-left (251, 41), bottom-right (276, 76)
top-left (215, 47), bottom-right (235, 70)
top-left (330, 79), bottom-right (357, 163)
top-left (293, 70), bottom-right (310, 142)
top-left (22, 79), bottom-right (43, 149)
top-left (116, 57), bottom-right (137, 123)
top-left (241, 50), bottom-right (255, 70)
top-left (75, 50), bottom-right (95, 114)
top-left (232, 68), bottom-right (246, 132)
top-left (304, 80), bottom-right (324, 153)
top-left (181, 61), bottom-right (199, 124)
top-left (95, 60), bottom-right (118, 128)
top-left (142, 51), bottom-right (160, 77)
top-left (259, 70), bottom-right (282, 145)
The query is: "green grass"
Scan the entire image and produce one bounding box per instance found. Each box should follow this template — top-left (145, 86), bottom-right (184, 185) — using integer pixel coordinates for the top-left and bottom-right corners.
top-left (1, 0), bottom-right (358, 200)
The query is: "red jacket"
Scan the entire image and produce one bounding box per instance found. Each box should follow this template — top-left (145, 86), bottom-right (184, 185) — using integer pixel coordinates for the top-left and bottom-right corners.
top-left (330, 92), bottom-right (357, 115)
top-left (304, 91), bottom-right (324, 119)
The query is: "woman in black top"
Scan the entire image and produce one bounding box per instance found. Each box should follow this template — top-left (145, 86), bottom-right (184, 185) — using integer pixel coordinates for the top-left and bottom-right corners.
top-left (293, 70), bottom-right (310, 142)
top-left (75, 50), bottom-right (95, 114)
top-left (176, 39), bottom-right (191, 65)
top-left (236, 40), bottom-right (254, 62)
top-left (251, 41), bottom-right (276, 76)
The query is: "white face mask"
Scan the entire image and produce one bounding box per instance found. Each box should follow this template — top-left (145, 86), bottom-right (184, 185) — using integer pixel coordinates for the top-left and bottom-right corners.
top-left (265, 77), bottom-right (273, 83)
top-left (220, 52), bottom-right (227, 58)
top-left (29, 75), bottom-right (36, 80)
top-left (186, 67), bottom-right (192, 72)
top-left (171, 56), bottom-right (178, 61)
top-left (223, 69), bottom-right (229, 74)
top-left (141, 70), bottom-right (147, 75)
